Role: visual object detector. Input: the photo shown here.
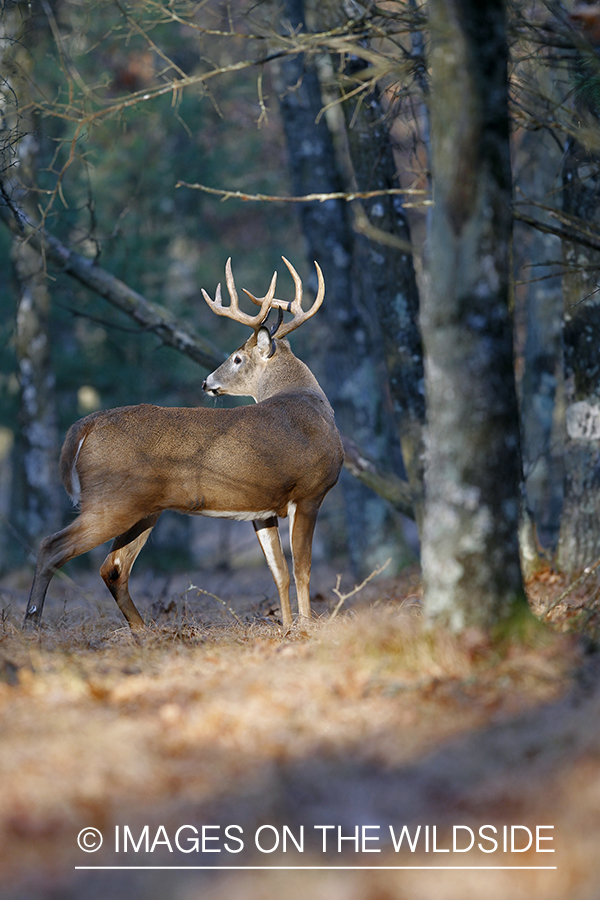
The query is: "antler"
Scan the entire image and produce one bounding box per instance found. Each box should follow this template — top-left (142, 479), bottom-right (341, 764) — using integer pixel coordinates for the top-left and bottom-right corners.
top-left (201, 258), bottom-right (278, 329)
top-left (243, 257), bottom-right (325, 339)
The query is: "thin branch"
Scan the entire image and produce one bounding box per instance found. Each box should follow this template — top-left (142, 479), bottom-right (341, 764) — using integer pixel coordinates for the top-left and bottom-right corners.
top-left (351, 204), bottom-right (417, 255)
top-left (341, 436), bottom-right (415, 518)
top-left (513, 209), bottom-right (600, 255)
top-left (0, 180), bottom-right (25, 233)
top-left (330, 558), bottom-right (392, 620)
top-left (185, 584), bottom-right (243, 626)
top-left (176, 182), bottom-right (427, 202)
top-left (0, 199), bottom-right (225, 371)
top-left (115, 0), bottom-right (188, 81)
top-left (543, 556), bottom-right (600, 618)
top-left (176, 184), bottom-right (427, 254)
top-left (518, 195), bottom-right (600, 241)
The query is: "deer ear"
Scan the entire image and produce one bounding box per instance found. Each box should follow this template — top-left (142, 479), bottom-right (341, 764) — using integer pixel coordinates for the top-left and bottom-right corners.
top-left (256, 326), bottom-right (274, 360)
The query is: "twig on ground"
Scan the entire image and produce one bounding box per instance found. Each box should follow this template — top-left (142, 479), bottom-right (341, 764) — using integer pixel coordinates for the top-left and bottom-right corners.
top-left (543, 556), bottom-right (600, 618)
top-left (330, 558), bottom-right (392, 620)
top-left (185, 584), bottom-right (243, 625)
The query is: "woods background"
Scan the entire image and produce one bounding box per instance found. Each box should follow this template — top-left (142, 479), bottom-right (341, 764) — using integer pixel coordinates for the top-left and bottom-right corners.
top-left (2, 0), bottom-right (600, 629)
top-left (1, 2), bottom-right (600, 898)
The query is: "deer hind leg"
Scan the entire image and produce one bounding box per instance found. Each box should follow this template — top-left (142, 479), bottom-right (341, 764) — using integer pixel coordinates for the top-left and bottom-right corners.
top-left (289, 500), bottom-right (320, 621)
top-left (253, 517), bottom-right (292, 630)
top-left (24, 526), bottom-right (81, 627)
top-left (24, 512), bottom-right (140, 628)
top-left (99, 513), bottom-right (161, 630)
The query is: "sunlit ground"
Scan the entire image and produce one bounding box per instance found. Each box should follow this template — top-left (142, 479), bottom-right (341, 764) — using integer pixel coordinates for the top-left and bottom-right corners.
top-left (0, 565), bottom-right (599, 900)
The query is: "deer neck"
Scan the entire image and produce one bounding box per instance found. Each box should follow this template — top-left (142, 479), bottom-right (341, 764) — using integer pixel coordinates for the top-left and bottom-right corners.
top-left (255, 346), bottom-right (324, 403)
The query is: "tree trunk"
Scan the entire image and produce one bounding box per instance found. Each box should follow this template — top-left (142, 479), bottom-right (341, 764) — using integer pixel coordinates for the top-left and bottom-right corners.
top-left (1, 4), bottom-right (60, 558)
top-left (272, 0), bottom-right (412, 575)
top-left (421, 0), bottom-right (524, 629)
top-left (513, 126), bottom-right (565, 571)
top-left (340, 65), bottom-right (426, 531)
top-left (12, 236), bottom-right (60, 551)
top-left (557, 134), bottom-right (600, 572)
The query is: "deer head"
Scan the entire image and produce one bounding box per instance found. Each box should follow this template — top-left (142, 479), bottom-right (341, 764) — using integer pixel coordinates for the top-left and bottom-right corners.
top-left (201, 257), bottom-right (325, 401)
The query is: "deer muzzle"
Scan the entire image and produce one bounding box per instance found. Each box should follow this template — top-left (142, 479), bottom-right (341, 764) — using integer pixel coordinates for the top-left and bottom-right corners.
top-left (202, 375), bottom-right (221, 396)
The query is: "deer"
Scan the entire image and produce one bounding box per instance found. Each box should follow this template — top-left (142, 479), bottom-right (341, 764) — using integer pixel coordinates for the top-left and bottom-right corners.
top-left (23, 257), bottom-right (344, 632)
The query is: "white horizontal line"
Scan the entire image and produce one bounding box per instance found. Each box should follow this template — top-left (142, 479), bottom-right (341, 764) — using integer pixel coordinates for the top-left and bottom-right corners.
top-left (74, 866), bottom-right (558, 871)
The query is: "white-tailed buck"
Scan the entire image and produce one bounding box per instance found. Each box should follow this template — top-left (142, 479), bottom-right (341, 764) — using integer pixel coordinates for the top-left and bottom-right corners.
top-left (24, 258), bottom-right (343, 631)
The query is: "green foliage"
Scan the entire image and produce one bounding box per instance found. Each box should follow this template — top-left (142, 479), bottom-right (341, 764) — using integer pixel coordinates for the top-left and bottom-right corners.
top-left (573, 64), bottom-right (600, 116)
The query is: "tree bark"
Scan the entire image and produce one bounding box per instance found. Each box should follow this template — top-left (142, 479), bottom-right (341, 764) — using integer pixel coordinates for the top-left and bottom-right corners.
top-left (421, 0), bottom-right (524, 629)
top-left (513, 127), bottom-right (565, 570)
top-left (11, 235), bottom-right (61, 551)
top-left (340, 63), bottom-right (426, 530)
top-left (557, 133), bottom-right (600, 572)
top-left (1, 4), bottom-right (60, 556)
top-left (272, 0), bottom-right (412, 574)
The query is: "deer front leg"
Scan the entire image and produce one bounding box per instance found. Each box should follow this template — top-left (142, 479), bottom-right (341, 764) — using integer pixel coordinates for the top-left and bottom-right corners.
top-left (289, 500), bottom-right (319, 621)
top-left (100, 513), bottom-right (161, 630)
top-left (253, 517), bottom-right (292, 630)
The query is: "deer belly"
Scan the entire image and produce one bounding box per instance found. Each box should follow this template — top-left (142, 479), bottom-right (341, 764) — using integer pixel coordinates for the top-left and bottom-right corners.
top-left (166, 478), bottom-right (287, 521)
top-left (194, 508), bottom-right (279, 522)
top-left (163, 454), bottom-right (300, 520)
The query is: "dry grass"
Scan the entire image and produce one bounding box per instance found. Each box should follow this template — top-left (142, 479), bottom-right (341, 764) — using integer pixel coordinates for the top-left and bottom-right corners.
top-left (0, 571), bottom-right (598, 900)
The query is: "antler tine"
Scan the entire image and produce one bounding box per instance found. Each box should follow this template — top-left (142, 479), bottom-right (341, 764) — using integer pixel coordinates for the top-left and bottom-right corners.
top-left (200, 282), bottom-right (223, 312)
top-left (242, 270), bottom-right (278, 308)
top-left (281, 256), bottom-right (303, 313)
top-left (202, 258), bottom-right (324, 335)
top-left (201, 258), bottom-right (274, 328)
top-left (224, 257), bottom-right (240, 312)
top-left (273, 258), bottom-right (325, 339)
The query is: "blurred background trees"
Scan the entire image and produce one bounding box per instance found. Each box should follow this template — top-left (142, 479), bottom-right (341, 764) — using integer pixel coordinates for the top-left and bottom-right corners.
top-left (2, 0), bottom-right (600, 630)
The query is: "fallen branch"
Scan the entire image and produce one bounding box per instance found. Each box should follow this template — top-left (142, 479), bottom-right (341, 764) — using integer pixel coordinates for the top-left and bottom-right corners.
top-left (341, 436), bottom-right (414, 519)
top-left (0, 200), bottom-right (224, 372)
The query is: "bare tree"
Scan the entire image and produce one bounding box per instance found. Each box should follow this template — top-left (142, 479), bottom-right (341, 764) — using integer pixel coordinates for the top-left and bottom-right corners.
top-left (1, 4), bottom-right (60, 558)
top-left (338, 57), bottom-right (425, 530)
top-left (554, 11), bottom-right (600, 573)
top-left (270, 0), bottom-right (413, 574)
top-left (421, 0), bottom-right (525, 629)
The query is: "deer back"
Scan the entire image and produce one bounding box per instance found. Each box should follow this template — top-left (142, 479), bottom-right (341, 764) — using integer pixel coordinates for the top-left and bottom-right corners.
top-left (60, 385), bottom-right (342, 522)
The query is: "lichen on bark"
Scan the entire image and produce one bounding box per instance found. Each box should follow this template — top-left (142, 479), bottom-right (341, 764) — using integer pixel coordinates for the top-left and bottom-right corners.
top-left (422, 0), bottom-right (525, 629)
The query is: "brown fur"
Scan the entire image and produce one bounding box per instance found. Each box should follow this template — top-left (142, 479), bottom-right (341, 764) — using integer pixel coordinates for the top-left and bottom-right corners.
top-left (25, 331), bottom-right (343, 631)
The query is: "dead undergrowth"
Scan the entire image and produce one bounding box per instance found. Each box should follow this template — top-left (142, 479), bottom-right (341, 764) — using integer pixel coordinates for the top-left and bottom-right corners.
top-left (0, 567), bottom-right (598, 900)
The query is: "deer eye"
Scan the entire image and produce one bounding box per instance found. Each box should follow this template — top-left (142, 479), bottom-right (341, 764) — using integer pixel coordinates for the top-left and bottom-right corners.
top-left (233, 355), bottom-right (242, 365)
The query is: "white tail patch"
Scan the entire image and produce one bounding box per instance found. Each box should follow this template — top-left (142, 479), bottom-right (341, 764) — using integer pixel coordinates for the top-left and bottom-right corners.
top-left (68, 437), bottom-right (86, 507)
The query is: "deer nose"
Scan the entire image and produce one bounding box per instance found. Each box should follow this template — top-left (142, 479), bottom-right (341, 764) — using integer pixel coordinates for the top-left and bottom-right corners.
top-left (202, 375), bottom-right (220, 396)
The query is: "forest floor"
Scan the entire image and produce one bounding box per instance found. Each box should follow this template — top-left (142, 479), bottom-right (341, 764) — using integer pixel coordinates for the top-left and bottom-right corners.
top-left (0, 560), bottom-right (599, 900)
